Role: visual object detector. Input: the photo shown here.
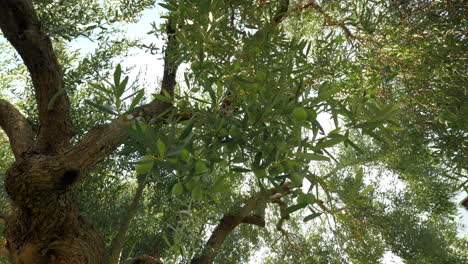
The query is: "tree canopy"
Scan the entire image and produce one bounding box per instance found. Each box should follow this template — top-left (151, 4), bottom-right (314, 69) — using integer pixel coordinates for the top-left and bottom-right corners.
top-left (0, 0), bottom-right (467, 264)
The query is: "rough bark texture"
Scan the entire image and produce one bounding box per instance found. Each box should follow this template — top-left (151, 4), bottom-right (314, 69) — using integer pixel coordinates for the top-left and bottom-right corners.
top-left (0, 1), bottom-right (180, 262)
top-left (0, 0), bottom-right (295, 263)
top-left (4, 155), bottom-right (105, 263)
top-left (0, 0), bottom-right (104, 262)
top-left (0, 0), bottom-right (73, 153)
top-left (0, 99), bottom-right (35, 159)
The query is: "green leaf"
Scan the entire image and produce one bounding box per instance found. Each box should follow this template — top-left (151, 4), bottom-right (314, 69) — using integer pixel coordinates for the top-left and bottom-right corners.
top-left (285, 203), bottom-right (308, 215)
top-left (291, 173), bottom-right (304, 186)
top-left (156, 138), bottom-right (166, 157)
top-left (345, 139), bottom-right (364, 153)
top-left (114, 64), bottom-right (122, 88)
top-left (303, 212), bottom-right (322, 222)
top-left (298, 193), bottom-right (316, 204)
top-left (153, 94), bottom-right (173, 103)
top-left (144, 126), bottom-right (158, 154)
top-left (195, 161), bottom-right (209, 173)
top-left (89, 83), bottom-right (113, 100)
top-left (135, 155), bottom-right (154, 174)
top-left (85, 100), bottom-right (118, 115)
top-left (358, 185), bottom-right (374, 197)
top-left (127, 90), bottom-right (145, 112)
top-left (300, 153), bottom-right (330, 161)
top-left (355, 168), bottom-right (364, 186)
top-left (159, 2), bottom-right (177, 11)
top-left (116, 76), bottom-right (128, 98)
top-left (231, 167), bottom-right (251, 173)
top-left (371, 103), bottom-right (399, 121)
top-left (314, 136), bottom-right (345, 150)
top-left (191, 187), bottom-right (203, 201)
top-left (316, 86), bottom-right (339, 102)
top-left (179, 118), bottom-right (195, 140)
top-left (172, 183), bottom-right (183, 196)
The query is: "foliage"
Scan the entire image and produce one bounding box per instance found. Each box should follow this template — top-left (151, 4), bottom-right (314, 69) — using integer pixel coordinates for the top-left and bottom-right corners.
top-left (0, 0), bottom-right (467, 263)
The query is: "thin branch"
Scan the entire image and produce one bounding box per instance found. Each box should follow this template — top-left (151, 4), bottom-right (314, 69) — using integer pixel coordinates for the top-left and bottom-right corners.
top-left (0, 0), bottom-right (73, 153)
top-left (0, 99), bottom-right (35, 159)
top-left (272, 0), bottom-right (290, 25)
top-left (290, 0), bottom-right (362, 40)
top-left (219, 0), bottom-right (290, 110)
top-left (109, 176), bottom-right (147, 264)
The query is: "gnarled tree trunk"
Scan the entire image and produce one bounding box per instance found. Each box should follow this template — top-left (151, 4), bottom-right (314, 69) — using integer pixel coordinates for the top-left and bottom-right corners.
top-left (0, 0), bottom-right (291, 263)
top-left (4, 156), bottom-right (105, 263)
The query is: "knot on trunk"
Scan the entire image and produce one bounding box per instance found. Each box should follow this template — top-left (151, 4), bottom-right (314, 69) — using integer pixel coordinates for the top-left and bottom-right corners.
top-left (58, 169), bottom-right (80, 188)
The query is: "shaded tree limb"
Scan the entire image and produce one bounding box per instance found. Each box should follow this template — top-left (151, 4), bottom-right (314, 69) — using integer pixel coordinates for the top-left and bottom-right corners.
top-left (191, 184), bottom-right (294, 264)
top-left (63, 20), bottom-right (180, 175)
top-left (0, 99), bottom-right (35, 159)
top-left (241, 215), bottom-right (266, 227)
top-left (291, 0), bottom-right (359, 40)
top-left (109, 176), bottom-right (148, 264)
top-left (0, 0), bottom-right (74, 153)
top-left (142, 21), bottom-right (179, 119)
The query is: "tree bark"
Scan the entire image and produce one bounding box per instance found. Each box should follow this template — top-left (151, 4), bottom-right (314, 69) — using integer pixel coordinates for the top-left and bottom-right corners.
top-left (4, 155), bottom-right (106, 263)
top-left (0, 99), bottom-right (35, 159)
top-left (0, 0), bottom-right (74, 154)
top-left (0, 1), bottom-right (180, 261)
top-left (0, 0), bottom-right (297, 262)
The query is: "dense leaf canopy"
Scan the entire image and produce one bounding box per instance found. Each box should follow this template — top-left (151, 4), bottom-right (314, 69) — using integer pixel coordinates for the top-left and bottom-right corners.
top-left (0, 0), bottom-right (467, 263)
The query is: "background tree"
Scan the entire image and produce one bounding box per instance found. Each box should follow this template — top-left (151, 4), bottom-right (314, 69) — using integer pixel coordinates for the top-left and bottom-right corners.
top-left (0, 0), bottom-right (466, 264)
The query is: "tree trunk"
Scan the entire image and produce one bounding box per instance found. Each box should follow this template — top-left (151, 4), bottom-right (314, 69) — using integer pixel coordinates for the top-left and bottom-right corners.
top-left (4, 155), bottom-right (105, 264)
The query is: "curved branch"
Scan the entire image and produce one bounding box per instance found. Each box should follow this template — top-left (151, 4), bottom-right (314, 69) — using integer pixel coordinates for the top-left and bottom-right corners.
top-left (63, 20), bottom-right (180, 174)
top-left (0, 0), bottom-right (73, 153)
top-left (0, 99), bottom-right (35, 159)
top-left (191, 184), bottom-right (293, 264)
top-left (291, 0), bottom-right (360, 40)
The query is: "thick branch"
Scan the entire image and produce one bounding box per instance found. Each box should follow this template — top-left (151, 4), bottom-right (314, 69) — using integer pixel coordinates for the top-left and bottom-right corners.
top-left (142, 21), bottom-right (178, 118)
top-left (0, 0), bottom-right (73, 153)
top-left (191, 184), bottom-right (293, 264)
top-left (62, 121), bottom-right (127, 172)
top-left (241, 215), bottom-right (266, 227)
top-left (0, 99), bottom-right (35, 159)
top-left (63, 21), bottom-right (180, 174)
